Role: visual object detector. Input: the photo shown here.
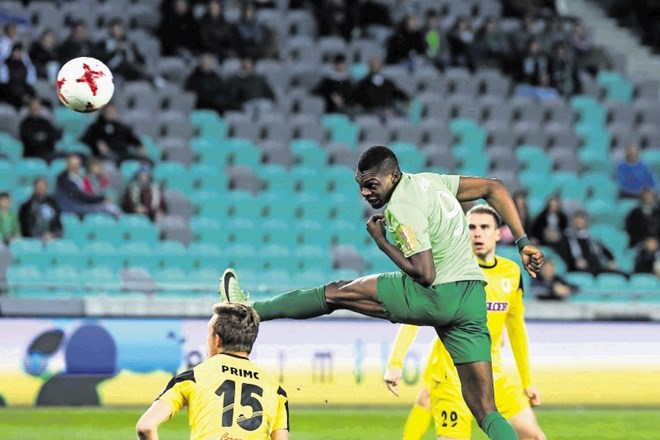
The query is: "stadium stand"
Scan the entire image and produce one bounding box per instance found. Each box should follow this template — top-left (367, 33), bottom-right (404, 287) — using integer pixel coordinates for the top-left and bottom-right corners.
top-left (0, 0), bottom-right (658, 312)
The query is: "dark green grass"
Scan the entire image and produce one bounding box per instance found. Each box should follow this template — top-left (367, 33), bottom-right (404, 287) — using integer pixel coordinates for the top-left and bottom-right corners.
top-left (0, 407), bottom-right (657, 439)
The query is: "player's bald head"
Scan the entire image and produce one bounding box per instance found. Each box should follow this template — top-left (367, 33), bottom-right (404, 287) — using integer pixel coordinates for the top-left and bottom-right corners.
top-left (357, 145), bottom-right (400, 175)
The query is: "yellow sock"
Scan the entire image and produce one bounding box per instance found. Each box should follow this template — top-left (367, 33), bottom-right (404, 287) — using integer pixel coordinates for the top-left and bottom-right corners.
top-left (402, 404), bottom-right (432, 440)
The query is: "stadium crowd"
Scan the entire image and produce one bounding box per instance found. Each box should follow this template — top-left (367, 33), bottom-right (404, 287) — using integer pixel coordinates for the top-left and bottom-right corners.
top-left (0, 0), bottom-right (659, 299)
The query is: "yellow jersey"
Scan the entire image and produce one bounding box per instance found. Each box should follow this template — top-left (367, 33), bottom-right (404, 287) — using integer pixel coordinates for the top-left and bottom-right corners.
top-left (389, 256), bottom-right (532, 388)
top-left (158, 352), bottom-right (289, 440)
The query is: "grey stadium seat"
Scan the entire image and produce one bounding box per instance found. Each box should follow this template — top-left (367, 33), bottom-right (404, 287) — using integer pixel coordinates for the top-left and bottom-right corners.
top-left (545, 122), bottom-right (580, 150)
top-left (511, 97), bottom-right (545, 126)
top-left (349, 39), bottom-right (385, 64)
top-left (157, 216), bottom-right (192, 247)
top-left (0, 105), bottom-right (19, 138)
top-left (542, 100), bottom-right (576, 125)
top-left (228, 165), bottom-right (262, 194)
top-left (514, 122), bottom-right (548, 147)
top-left (327, 143), bottom-right (360, 168)
top-left (420, 122), bottom-right (453, 146)
top-left (318, 36), bottom-right (348, 63)
top-left (607, 101), bottom-right (637, 127)
top-left (158, 57), bottom-right (191, 86)
top-left (259, 141), bottom-right (294, 168)
top-left (163, 190), bottom-right (193, 219)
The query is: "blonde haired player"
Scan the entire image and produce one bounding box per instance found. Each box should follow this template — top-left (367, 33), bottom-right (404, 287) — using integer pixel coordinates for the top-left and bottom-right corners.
top-left (385, 205), bottom-right (546, 440)
top-left (136, 303), bottom-right (289, 440)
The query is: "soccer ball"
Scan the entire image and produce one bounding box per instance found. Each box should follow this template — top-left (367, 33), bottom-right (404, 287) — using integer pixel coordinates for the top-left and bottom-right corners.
top-left (56, 57), bottom-right (114, 113)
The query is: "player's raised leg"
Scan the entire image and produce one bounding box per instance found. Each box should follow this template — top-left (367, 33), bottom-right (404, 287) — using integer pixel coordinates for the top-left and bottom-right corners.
top-left (219, 268), bottom-right (389, 320)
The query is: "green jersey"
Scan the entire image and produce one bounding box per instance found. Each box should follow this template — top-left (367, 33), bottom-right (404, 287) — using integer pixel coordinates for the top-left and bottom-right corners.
top-left (384, 172), bottom-right (487, 286)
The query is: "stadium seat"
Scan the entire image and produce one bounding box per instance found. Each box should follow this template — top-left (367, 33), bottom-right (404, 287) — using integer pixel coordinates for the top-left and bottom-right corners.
top-left (154, 163), bottom-right (194, 193)
top-left (515, 145), bottom-right (552, 173)
top-left (84, 242), bottom-right (122, 270)
top-left (595, 273), bottom-right (629, 293)
top-left (82, 214), bottom-right (122, 244)
top-left (188, 243), bottom-right (229, 272)
top-left (16, 158), bottom-right (49, 186)
top-left (291, 139), bottom-right (329, 167)
top-left (6, 265), bottom-right (44, 296)
top-left (598, 71), bottom-right (633, 103)
top-left (153, 240), bottom-right (191, 271)
top-left (582, 173), bottom-right (618, 201)
top-left (629, 274), bottom-right (660, 294)
top-left (120, 215), bottom-right (160, 244)
top-left (54, 107), bottom-right (92, 139)
top-left (190, 164), bottom-right (228, 192)
top-left (564, 272), bottom-right (596, 292)
top-left (191, 110), bottom-right (228, 139)
top-left (0, 133), bottom-right (23, 162)
top-left (390, 142), bottom-right (427, 173)
top-left (43, 265), bottom-right (83, 294)
top-left (119, 241), bottom-right (158, 270)
top-left (44, 240), bottom-right (80, 267)
top-left (570, 96), bottom-right (607, 127)
top-left (84, 266), bottom-right (122, 293)
top-left (8, 238), bottom-right (47, 267)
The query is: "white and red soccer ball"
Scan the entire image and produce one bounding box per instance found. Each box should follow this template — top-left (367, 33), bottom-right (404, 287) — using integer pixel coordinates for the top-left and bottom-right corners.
top-left (56, 57), bottom-right (114, 113)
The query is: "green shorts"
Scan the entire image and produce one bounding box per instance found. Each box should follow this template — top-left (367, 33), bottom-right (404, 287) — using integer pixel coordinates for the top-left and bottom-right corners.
top-left (377, 271), bottom-right (491, 365)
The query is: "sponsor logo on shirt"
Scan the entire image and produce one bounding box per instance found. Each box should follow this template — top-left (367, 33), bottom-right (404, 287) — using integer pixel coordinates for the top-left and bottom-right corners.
top-left (487, 301), bottom-right (508, 312)
top-left (398, 225), bottom-right (419, 251)
top-left (220, 433), bottom-right (243, 440)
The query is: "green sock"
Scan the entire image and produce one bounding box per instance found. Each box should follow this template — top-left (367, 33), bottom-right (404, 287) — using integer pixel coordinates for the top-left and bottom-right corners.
top-left (481, 411), bottom-right (518, 440)
top-left (252, 286), bottom-right (330, 321)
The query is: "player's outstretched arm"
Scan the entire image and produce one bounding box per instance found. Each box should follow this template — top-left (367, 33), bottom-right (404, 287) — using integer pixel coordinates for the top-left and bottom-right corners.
top-left (136, 400), bottom-right (172, 440)
top-left (456, 177), bottom-right (544, 277)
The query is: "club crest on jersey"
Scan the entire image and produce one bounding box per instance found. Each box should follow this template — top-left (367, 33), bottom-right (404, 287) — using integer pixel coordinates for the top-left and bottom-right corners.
top-left (487, 301), bottom-right (508, 312)
top-left (500, 278), bottom-right (512, 293)
top-left (398, 225), bottom-right (419, 251)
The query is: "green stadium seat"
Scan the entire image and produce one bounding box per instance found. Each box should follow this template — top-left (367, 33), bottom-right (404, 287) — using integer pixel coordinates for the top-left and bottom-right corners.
top-left (641, 149), bottom-right (660, 175)
top-left (44, 239), bottom-right (80, 267)
top-left (578, 149), bottom-right (612, 174)
top-left (230, 144), bottom-right (262, 167)
top-left (568, 291), bottom-right (606, 303)
top-left (260, 244), bottom-right (296, 271)
top-left (629, 273), bottom-right (660, 294)
top-left (390, 142), bottom-right (427, 172)
top-left (226, 218), bottom-right (260, 246)
top-left (450, 119), bottom-right (487, 149)
top-left (264, 199), bottom-right (299, 222)
top-left (260, 164), bottom-right (293, 194)
top-left (297, 268), bottom-right (329, 287)
top-left (570, 96), bottom-right (607, 127)
top-left (290, 166), bottom-right (323, 194)
top-left (84, 241), bottom-right (122, 269)
top-left (564, 272), bottom-right (596, 291)
top-left (141, 136), bottom-right (162, 164)
top-left (120, 160), bottom-right (144, 180)
top-left (350, 63), bottom-right (368, 80)
top-left (292, 139), bottom-right (329, 167)
top-left (120, 214), bottom-right (159, 244)
top-left (154, 163), bottom-right (194, 193)
top-left (519, 169), bottom-right (553, 200)
top-left (329, 203), bottom-right (365, 224)
top-left (82, 213), bottom-right (122, 244)
top-left (54, 107), bottom-right (93, 138)
top-left (225, 244), bottom-right (261, 271)
top-left (43, 265), bottom-right (83, 294)
top-left (154, 267), bottom-right (190, 296)
top-left (330, 268), bottom-right (361, 280)
top-left (16, 158), bottom-right (49, 186)
top-left (0, 133), bottom-right (23, 162)
top-left (321, 113), bottom-right (351, 130)
top-left (188, 243), bottom-right (229, 271)
top-left (229, 197), bottom-right (265, 221)
top-left (299, 228), bottom-right (333, 248)
top-left (516, 145), bottom-right (552, 173)
top-left (6, 265), bottom-right (43, 295)
top-left (119, 241), bottom-right (158, 270)
top-left (330, 122), bottom-right (360, 148)
top-left (296, 244), bottom-right (333, 271)
top-left (597, 71), bottom-right (633, 103)
top-left (55, 135), bottom-right (90, 155)
top-left (581, 173), bottom-right (618, 201)
top-left (8, 238), bottom-right (48, 267)
top-left (551, 172), bottom-right (585, 202)
top-left (154, 240), bottom-right (192, 271)
top-left (84, 266), bottom-right (121, 292)
top-left (595, 273), bottom-right (628, 292)
top-left (0, 160), bottom-right (15, 190)
top-left (191, 110), bottom-right (228, 139)
top-left (326, 166), bottom-right (357, 195)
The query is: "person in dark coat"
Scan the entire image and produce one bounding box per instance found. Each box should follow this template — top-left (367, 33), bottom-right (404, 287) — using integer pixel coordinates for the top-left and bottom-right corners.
top-left (19, 99), bottom-right (63, 162)
top-left (352, 56), bottom-right (408, 112)
top-left (312, 54), bottom-right (352, 114)
top-left (19, 177), bottom-right (63, 240)
top-left (184, 53), bottom-right (228, 114)
top-left (531, 195), bottom-right (568, 249)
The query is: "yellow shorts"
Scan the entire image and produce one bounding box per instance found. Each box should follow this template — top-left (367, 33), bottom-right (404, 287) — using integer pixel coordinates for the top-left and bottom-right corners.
top-left (429, 373), bottom-right (529, 438)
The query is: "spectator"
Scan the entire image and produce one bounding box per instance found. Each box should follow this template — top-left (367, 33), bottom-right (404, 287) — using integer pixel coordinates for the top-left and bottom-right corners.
top-left (185, 53), bottom-right (228, 115)
top-left (385, 13), bottom-right (426, 66)
top-left (19, 98), bottom-right (63, 162)
top-left (499, 190), bottom-right (532, 245)
top-left (29, 29), bottom-right (60, 82)
top-left (158, 0), bottom-right (199, 58)
top-left (82, 159), bottom-right (111, 197)
top-left (311, 54), bottom-right (352, 114)
top-left (352, 56), bottom-right (408, 113)
top-left (96, 19), bottom-right (152, 84)
top-left (516, 37), bottom-right (549, 87)
top-left (558, 210), bottom-right (624, 276)
top-left (354, 0), bottom-right (391, 30)
top-left (634, 237), bottom-right (660, 276)
top-left (58, 21), bottom-right (94, 64)
top-left (0, 23), bottom-right (21, 61)
top-left (235, 0), bottom-right (269, 58)
top-left (625, 188), bottom-right (660, 248)
top-left (531, 195), bottom-right (568, 249)
top-left (0, 192), bottom-right (20, 244)
top-left (55, 154), bottom-right (121, 218)
top-left (225, 56), bottom-right (275, 111)
top-left (121, 167), bottom-right (166, 222)
top-left (447, 16), bottom-right (476, 69)
top-left (569, 21), bottom-right (611, 75)
top-left (473, 16), bottom-right (510, 70)
top-left (548, 41), bottom-right (580, 96)
top-left (198, 0), bottom-right (238, 60)
top-left (0, 43), bottom-right (36, 109)
top-left (509, 14), bottom-right (537, 55)
top-left (80, 104), bottom-right (152, 166)
top-left (423, 9), bottom-right (451, 69)
top-left (540, 15), bottom-right (567, 52)
top-left (616, 144), bottom-right (658, 198)
top-left (531, 259), bottom-right (579, 300)
top-left (317, 0), bottom-right (355, 40)
top-left (18, 177), bottom-right (63, 240)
